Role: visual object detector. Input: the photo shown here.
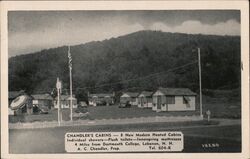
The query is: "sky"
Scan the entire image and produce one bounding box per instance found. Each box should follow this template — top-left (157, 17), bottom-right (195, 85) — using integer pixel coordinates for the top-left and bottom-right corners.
top-left (8, 10), bottom-right (240, 57)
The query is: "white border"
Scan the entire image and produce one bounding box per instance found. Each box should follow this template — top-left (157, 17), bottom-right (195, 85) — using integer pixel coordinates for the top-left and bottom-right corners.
top-left (1, 1), bottom-right (249, 159)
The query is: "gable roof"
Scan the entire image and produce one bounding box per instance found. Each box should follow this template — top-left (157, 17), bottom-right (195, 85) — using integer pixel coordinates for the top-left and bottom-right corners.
top-left (89, 93), bottom-right (114, 98)
top-left (121, 92), bottom-right (139, 98)
top-left (60, 95), bottom-right (77, 100)
top-left (31, 94), bottom-right (53, 100)
top-left (139, 91), bottom-right (154, 97)
top-left (156, 87), bottom-right (196, 96)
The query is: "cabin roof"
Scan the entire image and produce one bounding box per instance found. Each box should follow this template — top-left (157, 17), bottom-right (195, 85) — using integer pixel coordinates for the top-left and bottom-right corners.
top-left (121, 92), bottom-right (139, 98)
top-left (139, 91), bottom-right (154, 97)
top-left (89, 93), bottom-right (114, 98)
top-left (156, 87), bottom-right (197, 96)
top-left (60, 95), bottom-right (77, 100)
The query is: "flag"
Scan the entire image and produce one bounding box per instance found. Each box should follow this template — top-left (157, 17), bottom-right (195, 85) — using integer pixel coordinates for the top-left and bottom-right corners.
top-left (51, 88), bottom-right (57, 98)
top-left (68, 46), bottom-right (72, 70)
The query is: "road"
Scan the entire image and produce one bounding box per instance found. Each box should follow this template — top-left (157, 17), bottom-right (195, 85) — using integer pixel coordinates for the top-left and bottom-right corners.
top-left (9, 122), bottom-right (241, 153)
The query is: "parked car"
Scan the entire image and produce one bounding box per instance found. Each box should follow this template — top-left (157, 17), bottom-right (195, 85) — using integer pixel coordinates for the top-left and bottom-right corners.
top-left (73, 107), bottom-right (89, 119)
top-left (96, 101), bottom-right (107, 106)
top-left (119, 101), bottom-right (131, 108)
top-left (39, 106), bottom-right (49, 114)
top-left (79, 101), bottom-right (88, 107)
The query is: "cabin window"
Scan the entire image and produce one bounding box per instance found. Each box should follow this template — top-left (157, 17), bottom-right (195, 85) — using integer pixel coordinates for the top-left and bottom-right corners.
top-left (153, 97), bottom-right (157, 103)
top-left (147, 97), bottom-right (153, 103)
top-left (183, 96), bottom-right (190, 104)
top-left (161, 96), bottom-right (166, 103)
top-left (138, 98), bottom-right (141, 104)
top-left (166, 96), bottom-right (175, 104)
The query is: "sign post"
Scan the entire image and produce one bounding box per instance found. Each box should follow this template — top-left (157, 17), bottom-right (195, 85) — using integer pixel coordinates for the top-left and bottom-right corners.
top-left (56, 77), bottom-right (62, 126)
top-left (206, 110), bottom-right (211, 122)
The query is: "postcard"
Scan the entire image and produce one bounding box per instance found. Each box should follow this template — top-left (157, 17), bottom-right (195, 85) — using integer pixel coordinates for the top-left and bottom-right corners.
top-left (1, 1), bottom-right (249, 159)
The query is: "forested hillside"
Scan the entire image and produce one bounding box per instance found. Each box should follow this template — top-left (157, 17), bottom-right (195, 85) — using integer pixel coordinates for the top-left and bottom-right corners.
top-left (9, 30), bottom-right (240, 101)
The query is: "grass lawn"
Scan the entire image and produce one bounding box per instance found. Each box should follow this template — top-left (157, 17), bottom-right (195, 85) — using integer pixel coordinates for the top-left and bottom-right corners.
top-left (202, 94), bottom-right (241, 119)
top-left (9, 105), bottom-right (200, 123)
top-left (87, 105), bottom-right (199, 119)
top-left (9, 95), bottom-right (241, 123)
top-left (9, 124), bottom-right (241, 153)
top-left (203, 102), bottom-right (241, 119)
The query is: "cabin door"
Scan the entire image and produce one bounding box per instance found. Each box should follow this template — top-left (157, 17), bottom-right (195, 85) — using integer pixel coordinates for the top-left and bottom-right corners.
top-left (140, 98), bottom-right (143, 107)
top-left (157, 96), bottom-right (161, 110)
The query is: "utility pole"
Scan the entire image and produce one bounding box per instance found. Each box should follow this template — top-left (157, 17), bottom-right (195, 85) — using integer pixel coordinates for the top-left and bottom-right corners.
top-left (198, 48), bottom-right (203, 118)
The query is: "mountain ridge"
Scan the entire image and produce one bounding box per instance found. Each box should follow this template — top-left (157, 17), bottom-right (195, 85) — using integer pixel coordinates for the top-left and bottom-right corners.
top-left (9, 30), bottom-right (241, 101)
top-left (9, 30), bottom-right (240, 59)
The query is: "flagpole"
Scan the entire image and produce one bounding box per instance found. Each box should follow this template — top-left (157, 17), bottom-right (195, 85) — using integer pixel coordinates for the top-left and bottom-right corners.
top-left (68, 46), bottom-right (73, 121)
top-left (198, 48), bottom-right (203, 118)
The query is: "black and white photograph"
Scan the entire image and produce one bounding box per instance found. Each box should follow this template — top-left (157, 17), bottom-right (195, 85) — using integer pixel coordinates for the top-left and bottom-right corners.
top-left (1, 1), bottom-right (249, 159)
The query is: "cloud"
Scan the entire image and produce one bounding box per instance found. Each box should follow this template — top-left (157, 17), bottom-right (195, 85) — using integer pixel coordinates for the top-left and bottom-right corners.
top-left (9, 18), bottom-right (240, 57)
top-left (150, 19), bottom-right (240, 36)
top-left (9, 22), bottom-right (144, 56)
